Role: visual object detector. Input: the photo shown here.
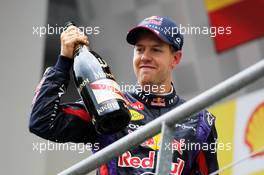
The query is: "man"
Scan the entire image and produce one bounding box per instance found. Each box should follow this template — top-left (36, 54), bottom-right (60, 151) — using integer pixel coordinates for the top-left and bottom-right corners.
top-left (30, 16), bottom-right (218, 175)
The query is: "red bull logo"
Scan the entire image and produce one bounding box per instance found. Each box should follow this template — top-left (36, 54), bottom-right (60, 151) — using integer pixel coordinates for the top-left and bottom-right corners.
top-left (141, 135), bottom-right (184, 155)
top-left (140, 16), bottom-right (163, 26)
top-left (118, 151), bottom-right (184, 174)
top-left (118, 151), bottom-right (155, 169)
top-left (130, 101), bottom-right (144, 110)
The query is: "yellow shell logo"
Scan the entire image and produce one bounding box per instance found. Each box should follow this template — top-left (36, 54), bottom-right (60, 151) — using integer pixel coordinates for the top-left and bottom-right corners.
top-left (129, 110), bottom-right (144, 121)
top-left (245, 102), bottom-right (264, 157)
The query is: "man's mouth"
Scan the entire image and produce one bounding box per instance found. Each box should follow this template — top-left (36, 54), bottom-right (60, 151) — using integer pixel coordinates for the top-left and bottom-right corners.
top-left (139, 65), bottom-right (156, 69)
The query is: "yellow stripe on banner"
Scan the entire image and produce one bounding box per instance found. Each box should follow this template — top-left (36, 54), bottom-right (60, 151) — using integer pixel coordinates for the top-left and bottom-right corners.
top-left (250, 170), bottom-right (264, 175)
top-left (205, 0), bottom-right (241, 12)
top-left (209, 100), bottom-right (236, 175)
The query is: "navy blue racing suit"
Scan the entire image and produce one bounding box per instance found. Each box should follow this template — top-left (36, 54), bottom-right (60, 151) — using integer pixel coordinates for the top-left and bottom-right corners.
top-left (29, 56), bottom-right (219, 175)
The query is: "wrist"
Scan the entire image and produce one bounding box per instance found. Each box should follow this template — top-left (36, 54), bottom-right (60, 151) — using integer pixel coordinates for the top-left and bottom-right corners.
top-left (60, 50), bottom-right (74, 59)
top-left (55, 55), bottom-right (74, 72)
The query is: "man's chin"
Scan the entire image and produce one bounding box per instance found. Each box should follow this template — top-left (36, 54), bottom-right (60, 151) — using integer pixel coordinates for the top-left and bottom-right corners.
top-left (139, 74), bottom-right (153, 82)
top-left (138, 78), bottom-right (154, 86)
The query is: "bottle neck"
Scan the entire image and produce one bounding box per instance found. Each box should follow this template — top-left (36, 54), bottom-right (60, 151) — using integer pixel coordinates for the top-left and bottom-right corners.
top-left (74, 45), bottom-right (91, 57)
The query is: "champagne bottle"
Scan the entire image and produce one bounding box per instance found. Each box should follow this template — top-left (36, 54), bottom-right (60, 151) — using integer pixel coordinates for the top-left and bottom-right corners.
top-left (65, 22), bottom-right (131, 134)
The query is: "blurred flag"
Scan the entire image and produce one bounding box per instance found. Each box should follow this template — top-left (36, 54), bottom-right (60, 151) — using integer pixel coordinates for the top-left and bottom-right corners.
top-left (205, 0), bottom-right (264, 53)
top-left (209, 88), bottom-right (264, 175)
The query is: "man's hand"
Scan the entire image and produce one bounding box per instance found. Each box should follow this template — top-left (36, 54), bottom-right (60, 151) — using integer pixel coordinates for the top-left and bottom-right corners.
top-left (60, 26), bottom-right (89, 59)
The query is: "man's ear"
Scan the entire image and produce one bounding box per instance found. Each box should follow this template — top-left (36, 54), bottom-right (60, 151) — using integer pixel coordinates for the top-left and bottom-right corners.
top-left (171, 50), bottom-right (182, 69)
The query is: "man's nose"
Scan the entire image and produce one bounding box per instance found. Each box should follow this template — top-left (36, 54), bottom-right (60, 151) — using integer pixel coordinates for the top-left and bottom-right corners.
top-left (141, 50), bottom-right (152, 61)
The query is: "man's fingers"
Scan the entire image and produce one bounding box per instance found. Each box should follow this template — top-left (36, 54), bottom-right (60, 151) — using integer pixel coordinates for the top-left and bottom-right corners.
top-left (65, 32), bottom-right (86, 39)
top-left (71, 35), bottom-right (88, 45)
top-left (62, 28), bottom-right (88, 43)
top-left (64, 25), bottom-right (78, 33)
top-left (65, 26), bottom-right (84, 36)
top-left (83, 35), bottom-right (89, 45)
top-left (74, 35), bottom-right (89, 45)
top-left (60, 25), bottom-right (88, 58)
top-left (65, 35), bottom-right (88, 46)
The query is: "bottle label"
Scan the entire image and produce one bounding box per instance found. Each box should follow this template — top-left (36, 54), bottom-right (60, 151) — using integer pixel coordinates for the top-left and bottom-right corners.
top-left (90, 79), bottom-right (124, 104)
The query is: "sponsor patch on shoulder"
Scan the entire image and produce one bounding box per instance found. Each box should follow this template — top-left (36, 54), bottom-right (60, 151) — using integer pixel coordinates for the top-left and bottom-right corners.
top-left (130, 101), bottom-right (144, 110)
top-left (204, 111), bottom-right (215, 127)
top-left (129, 109), bottom-right (144, 121)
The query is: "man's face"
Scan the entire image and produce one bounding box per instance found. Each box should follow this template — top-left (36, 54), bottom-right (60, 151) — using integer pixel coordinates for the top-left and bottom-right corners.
top-left (133, 31), bottom-right (181, 87)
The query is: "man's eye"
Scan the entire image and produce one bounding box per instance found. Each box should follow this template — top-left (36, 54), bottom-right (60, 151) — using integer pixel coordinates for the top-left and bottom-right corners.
top-left (136, 48), bottom-right (143, 52)
top-left (153, 48), bottom-right (162, 52)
